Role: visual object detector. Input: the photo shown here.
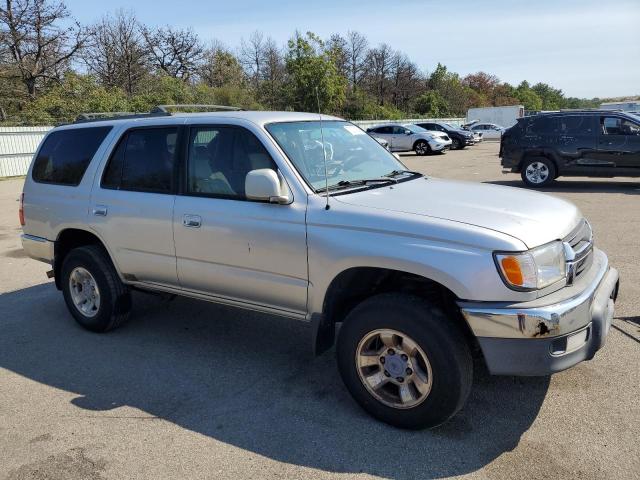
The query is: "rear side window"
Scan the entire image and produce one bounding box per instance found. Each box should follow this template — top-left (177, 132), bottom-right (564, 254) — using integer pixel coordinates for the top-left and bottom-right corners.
top-left (102, 127), bottom-right (178, 193)
top-left (32, 127), bottom-right (112, 186)
top-left (558, 116), bottom-right (594, 135)
top-left (525, 117), bottom-right (559, 134)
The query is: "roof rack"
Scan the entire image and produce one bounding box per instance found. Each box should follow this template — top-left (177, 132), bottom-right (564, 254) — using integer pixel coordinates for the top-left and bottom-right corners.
top-left (73, 104), bottom-right (243, 124)
top-left (150, 104), bottom-right (243, 114)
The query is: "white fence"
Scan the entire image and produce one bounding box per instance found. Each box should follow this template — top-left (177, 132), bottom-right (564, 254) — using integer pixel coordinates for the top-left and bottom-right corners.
top-left (0, 126), bottom-right (53, 177)
top-left (351, 118), bottom-right (465, 130)
top-left (0, 118), bottom-right (465, 178)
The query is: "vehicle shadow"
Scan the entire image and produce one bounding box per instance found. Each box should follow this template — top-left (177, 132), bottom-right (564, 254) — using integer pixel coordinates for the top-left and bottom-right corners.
top-left (0, 283), bottom-right (550, 479)
top-left (485, 179), bottom-right (640, 194)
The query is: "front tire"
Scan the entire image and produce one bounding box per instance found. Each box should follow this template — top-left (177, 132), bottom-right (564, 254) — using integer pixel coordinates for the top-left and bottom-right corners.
top-left (414, 140), bottom-right (431, 156)
top-left (521, 157), bottom-right (556, 188)
top-left (451, 137), bottom-right (465, 150)
top-left (61, 245), bottom-right (132, 332)
top-left (337, 293), bottom-right (473, 429)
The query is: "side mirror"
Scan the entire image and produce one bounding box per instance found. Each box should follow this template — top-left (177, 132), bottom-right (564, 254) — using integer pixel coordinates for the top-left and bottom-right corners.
top-left (245, 169), bottom-right (292, 204)
top-left (405, 130), bottom-right (412, 135)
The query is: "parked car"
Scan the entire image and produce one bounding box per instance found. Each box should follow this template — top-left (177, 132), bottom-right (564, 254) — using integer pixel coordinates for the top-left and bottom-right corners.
top-left (414, 122), bottom-right (475, 150)
top-left (465, 121), bottom-right (505, 140)
top-left (500, 110), bottom-right (640, 187)
top-left (21, 107), bottom-right (619, 429)
top-left (366, 123), bottom-right (451, 155)
top-left (371, 136), bottom-right (390, 150)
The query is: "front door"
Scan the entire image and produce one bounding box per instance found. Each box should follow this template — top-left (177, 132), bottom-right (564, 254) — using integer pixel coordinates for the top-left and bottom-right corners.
top-left (596, 115), bottom-right (640, 168)
top-left (390, 126), bottom-right (412, 151)
top-left (90, 126), bottom-right (180, 286)
top-left (172, 125), bottom-right (308, 315)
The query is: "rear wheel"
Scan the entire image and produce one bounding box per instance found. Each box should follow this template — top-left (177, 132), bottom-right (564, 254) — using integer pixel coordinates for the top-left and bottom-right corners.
top-left (414, 140), bottom-right (430, 156)
top-left (61, 245), bottom-right (131, 332)
top-left (521, 157), bottom-right (556, 188)
top-left (336, 293), bottom-right (473, 429)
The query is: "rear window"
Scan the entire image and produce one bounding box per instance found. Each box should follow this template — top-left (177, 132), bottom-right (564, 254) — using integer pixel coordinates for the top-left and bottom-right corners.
top-left (32, 127), bottom-right (112, 186)
top-left (101, 127), bottom-right (178, 194)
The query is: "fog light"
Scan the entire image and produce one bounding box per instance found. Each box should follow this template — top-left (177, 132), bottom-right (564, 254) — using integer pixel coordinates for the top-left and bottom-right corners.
top-left (551, 327), bottom-right (590, 356)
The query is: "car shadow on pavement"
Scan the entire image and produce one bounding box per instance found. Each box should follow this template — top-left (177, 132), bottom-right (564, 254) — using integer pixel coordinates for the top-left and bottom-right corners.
top-left (485, 179), bottom-right (640, 194)
top-left (0, 283), bottom-right (550, 479)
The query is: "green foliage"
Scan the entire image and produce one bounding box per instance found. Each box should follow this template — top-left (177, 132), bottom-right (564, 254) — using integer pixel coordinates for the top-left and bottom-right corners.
top-left (284, 32), bottom-right (347, 113)
top-left (413, 91), bottom-right (448, 117)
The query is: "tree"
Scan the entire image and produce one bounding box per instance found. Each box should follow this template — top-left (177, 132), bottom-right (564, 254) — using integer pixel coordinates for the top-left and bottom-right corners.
top-left (0, 0), bottom-right (88, 98)
top-left (259, 37), bottom-right (285, 109)
top-left (515, 81), bottom-right (542, 110)
top-left (142, 26), bottom-right (203, 81)
top-left (389, 52), bottom-right (422, 111)
top-left (531, 82), bottom-right (565, 110)
top-left (284, 31), bottom-right (345, 113)
top-left (83, 10), bottom-right (149, 95)
top-left (326, 33), bottom-right (348, 79)
top-left (239, 30), bottom-right (264, 92)
top-left (462, 71), bottom-right (499, 99)
top-left (199, 41), bottom-right (244, 88)
top-left (345, 30), bottom-right (368, 90)
top-left (364, 43), bottom-right (394, 105)
top-left (413, 90), bottom-right (447, 117)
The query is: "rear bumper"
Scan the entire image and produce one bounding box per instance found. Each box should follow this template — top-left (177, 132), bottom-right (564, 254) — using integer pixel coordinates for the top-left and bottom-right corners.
top-left (21, 234), bottom-right (54, 264)
top-left (459, 249), bottom-right (619, 376)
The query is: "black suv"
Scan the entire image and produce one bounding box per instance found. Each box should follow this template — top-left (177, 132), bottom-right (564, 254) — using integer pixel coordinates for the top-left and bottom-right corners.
top-left (415, 122), bottom-right (475, 150)
top-left (500, 110), bottom-right (640, 187)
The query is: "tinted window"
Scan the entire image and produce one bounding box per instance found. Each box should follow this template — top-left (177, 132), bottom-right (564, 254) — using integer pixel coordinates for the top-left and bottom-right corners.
top-left (102, 128), bottom-right (177, 193)
top-left (558, 116), bottom-right (594, 135)
top-left (376, 126), bottom-right (393, 134)
top-left (32, 127), bottom-right (111, 186)
top-left (392, 126), bottom-right (408, 134)
top-left (187, 126), bottom-right (276, 199)
top-left (525, 117), bottom-right (559, 134)
top-left (601, 116), bottom-right (640, 135)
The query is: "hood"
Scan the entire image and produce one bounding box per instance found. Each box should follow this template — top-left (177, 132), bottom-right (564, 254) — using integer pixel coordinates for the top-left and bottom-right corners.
top-left (334, 177), bottom-right (581, 248)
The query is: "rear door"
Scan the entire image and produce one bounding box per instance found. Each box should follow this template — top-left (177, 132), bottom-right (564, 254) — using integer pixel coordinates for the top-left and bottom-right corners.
top-left (597, 115), bottom-right (640, 168)
top-left (370, 126), bottom-right (394, 148)
top-left (90, 126), bottom-right (180, 287)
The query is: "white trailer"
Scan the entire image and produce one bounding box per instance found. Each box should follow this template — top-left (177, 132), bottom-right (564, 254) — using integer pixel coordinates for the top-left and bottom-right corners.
top-left (466, 105), bottom-right (524, 128)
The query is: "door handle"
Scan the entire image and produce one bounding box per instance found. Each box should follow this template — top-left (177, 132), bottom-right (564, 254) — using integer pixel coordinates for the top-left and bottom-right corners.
top-left (93, 205), bottom-right (108, 216)
top-left (182, 214), bottom-right (202, 228)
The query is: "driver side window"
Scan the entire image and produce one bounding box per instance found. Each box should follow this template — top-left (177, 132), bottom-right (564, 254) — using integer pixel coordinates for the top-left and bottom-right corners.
top-left (186, 126), bottom-right (276, 200)
top-left (601, 117), bottom-right (639, 136)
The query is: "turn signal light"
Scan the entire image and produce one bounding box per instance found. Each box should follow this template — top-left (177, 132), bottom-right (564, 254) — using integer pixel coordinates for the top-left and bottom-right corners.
top-left (500, 256), bottom-right (523, 286)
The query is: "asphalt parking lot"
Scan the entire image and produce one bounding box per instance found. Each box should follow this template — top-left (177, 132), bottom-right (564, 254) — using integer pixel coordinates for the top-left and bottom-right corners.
top-left (1, 141), bottom-right (639, 480)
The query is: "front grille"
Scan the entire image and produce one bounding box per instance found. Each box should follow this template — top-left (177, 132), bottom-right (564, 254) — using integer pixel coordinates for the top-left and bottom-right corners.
top-left (564, 219), bottom-right (593, 284)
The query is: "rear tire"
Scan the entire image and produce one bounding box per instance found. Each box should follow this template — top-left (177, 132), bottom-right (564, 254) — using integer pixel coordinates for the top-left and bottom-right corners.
top-left (414, 140), bottom-right (431, 156)
top-left (336, 293), bottom-right (473, 429)
top-left (61, 245), bottom-right (131, 332)
top-left (520, 157), bottom-right (556, 188)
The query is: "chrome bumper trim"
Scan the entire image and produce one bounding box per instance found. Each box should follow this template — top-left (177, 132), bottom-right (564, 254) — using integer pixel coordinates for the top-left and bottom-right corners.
top-left (21, 234), bottom-right (54, 264)
top-left (458, 249), bottom-right (618, 339)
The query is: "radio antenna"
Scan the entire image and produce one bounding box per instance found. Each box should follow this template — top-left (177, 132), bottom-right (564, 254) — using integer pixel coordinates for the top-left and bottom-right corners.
top-left (316, 86), bottom-right (330, 211)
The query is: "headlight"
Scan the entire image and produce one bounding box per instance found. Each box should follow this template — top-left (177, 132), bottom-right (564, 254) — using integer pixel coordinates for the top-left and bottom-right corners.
top-left (495, 241), bottom-right (566, 290)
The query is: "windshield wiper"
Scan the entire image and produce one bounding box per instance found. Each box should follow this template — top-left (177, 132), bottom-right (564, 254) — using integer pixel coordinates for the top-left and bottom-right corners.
top-left (316, 177), bottom-right (397, 193)
top-left (384, 169), bottom-right (423, 178)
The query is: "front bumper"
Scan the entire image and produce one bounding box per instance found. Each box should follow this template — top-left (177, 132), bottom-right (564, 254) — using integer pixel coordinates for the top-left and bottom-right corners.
top-left (458, 249), bottom-right (619, 376)
top-left (430, 142), bottom-right (449, 151)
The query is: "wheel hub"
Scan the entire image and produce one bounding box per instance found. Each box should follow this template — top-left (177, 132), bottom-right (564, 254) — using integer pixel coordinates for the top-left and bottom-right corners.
top-left (383, 352), bottom-right (407, 377)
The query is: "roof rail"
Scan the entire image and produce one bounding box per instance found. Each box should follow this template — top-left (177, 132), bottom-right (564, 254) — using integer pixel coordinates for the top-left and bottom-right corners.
top-left (150, 104), bottom-right (243, 114)
top-left (74, 111), bottom-right (170, 124)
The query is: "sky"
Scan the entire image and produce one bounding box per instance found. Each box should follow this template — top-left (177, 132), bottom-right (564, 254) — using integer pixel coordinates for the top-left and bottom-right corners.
top-left (64, 0), bottom-right (640, 99)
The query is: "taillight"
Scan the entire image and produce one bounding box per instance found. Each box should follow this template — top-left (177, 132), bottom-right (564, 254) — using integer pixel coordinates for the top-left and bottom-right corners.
top-left (18, 193), bottom-right (25, 226)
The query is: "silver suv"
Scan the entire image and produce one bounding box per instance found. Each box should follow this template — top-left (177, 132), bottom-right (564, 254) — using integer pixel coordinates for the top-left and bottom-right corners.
top-left (20, 108), bottom-right (619, 429)
top-left (366, 123), bottom-right (451, 154)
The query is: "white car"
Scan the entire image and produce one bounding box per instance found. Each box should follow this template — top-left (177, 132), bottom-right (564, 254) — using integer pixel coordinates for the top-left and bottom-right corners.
top-left (466, 122), bottom-right (505, 140)
top-left (366, 123), bottom-right (451, 155)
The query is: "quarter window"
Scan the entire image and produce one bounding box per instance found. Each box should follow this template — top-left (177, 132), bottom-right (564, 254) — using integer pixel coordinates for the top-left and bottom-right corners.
top-left (186, 126), bottom-right (276, 199)
top-left (32, 127), bottom-right (112, 186)
top-left (101, 127), bottom-right (177, 193)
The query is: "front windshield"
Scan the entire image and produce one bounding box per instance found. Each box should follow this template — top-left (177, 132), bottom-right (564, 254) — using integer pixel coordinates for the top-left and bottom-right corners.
top-left (266, 121), bottom-right (408, 192)
top-left (404, 124), bottom-right (427, 133)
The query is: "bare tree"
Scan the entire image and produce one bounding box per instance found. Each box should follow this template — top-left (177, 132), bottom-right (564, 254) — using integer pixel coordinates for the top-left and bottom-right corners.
top-left (82, 10), bottom-right (148, 95)
top-left (346, 30), bottom-right (368, 90)
top-left (0, 0), bottom-right (88, 97)
top-left (142, 25), bottom-right (203, 81)
top-left (364, 43), bottom-right (394, 105)
top-left (259, 36), bottom-right (284, 108)
top-left (199, 40), bottom-right (244, 88)
top-left (239, 30), bottom-right (264, 92)
top-left (389, 52), bottom-right (422, 110)
top-left (326, 33), bottom-right (348, 78)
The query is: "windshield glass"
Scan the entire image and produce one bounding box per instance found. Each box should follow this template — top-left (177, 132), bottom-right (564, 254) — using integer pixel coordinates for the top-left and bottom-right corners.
top-left (404, 124), bottom-right (427, 134)
top-left (266, 121), bottom-right (408, 192)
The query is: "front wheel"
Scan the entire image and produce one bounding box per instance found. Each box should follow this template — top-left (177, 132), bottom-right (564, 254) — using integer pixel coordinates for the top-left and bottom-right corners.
top-left (414, 140), bottom-right (431, 156)
top-left (336, 293), bottom-right (473, 429)
top-left (521, 157), bottom-right (556, 187)
top-left (451, 137), bottom-right (464, 150)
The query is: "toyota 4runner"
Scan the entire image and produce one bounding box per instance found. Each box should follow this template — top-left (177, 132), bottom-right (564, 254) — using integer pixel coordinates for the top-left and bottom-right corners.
top-left (21, 107), bottom-right (619, 429)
